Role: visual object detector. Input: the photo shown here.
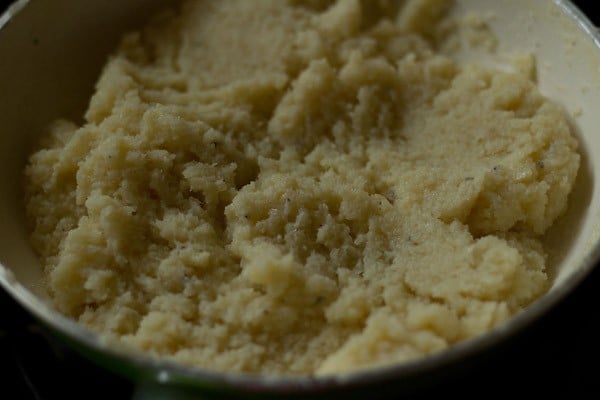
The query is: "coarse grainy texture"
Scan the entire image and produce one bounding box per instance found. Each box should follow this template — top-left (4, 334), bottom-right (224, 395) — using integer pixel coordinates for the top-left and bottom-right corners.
top-left (24, 0), bottom-right (580, 375)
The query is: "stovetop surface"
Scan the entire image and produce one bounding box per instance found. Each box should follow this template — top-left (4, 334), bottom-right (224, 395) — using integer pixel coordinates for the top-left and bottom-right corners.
top-left (1, 0), bottom-right (600, 398)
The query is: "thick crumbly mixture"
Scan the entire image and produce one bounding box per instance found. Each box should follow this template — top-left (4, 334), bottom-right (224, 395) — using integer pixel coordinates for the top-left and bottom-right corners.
top-left (24, 0), bottom-right (580, 375)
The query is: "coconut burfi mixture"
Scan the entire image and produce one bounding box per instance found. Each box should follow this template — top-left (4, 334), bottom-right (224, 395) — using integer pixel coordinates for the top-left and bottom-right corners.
top-left (24, 0), bottom-right (580, 375)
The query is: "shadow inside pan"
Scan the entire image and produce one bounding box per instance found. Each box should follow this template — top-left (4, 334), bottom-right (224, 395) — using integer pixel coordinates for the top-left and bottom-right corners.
top-left (543, 114), bottom-right (594, 285)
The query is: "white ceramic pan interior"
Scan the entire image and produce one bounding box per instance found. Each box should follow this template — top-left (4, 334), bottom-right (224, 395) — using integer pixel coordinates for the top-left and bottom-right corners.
top-left (1, 0), bottom-right (599, 396)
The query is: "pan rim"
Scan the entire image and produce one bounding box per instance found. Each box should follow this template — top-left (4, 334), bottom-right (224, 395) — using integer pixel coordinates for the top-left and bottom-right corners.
top-left (0, 0), bottom-right (599, 394)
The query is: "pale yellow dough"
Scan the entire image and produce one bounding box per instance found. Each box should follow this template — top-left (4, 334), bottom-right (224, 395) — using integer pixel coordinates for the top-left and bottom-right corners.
top-left (25, 0), bottom-right (580, 375)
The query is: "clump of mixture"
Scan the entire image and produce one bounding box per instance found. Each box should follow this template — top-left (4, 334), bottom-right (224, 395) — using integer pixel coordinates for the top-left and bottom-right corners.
top-left (24, 0), bottom-right (580, 375)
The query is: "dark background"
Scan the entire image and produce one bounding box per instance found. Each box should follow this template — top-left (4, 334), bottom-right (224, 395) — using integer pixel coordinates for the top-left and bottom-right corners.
top-left (1, 0), bottom-right (599, 398)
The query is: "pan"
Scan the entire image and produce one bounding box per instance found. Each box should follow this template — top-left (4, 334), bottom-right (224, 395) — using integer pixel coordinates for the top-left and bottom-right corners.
top-left (1, 0), bottom-right (599, 398)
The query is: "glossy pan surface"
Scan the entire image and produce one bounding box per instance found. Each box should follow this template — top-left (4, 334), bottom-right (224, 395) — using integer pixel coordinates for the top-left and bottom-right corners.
top-left (1, 0), bottom-right (599, 397)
